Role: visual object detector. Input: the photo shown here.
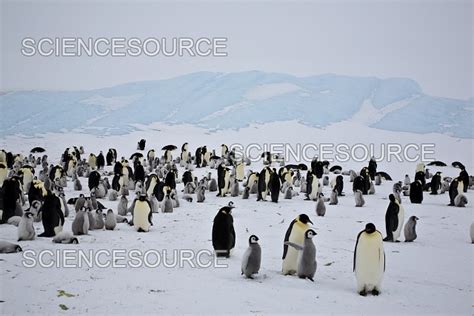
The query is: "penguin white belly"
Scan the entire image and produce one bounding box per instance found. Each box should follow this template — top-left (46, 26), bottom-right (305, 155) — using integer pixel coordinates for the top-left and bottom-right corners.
top-left (147, 178), bottom-right (157, 197)
top-left (222, 172), bottom-right (231, 195)
top-left (355, 233), bottom-right (384, 292)
top-left (309, 177), bottom-right (319, 200)
top-left (393, 204), bottom-right (405, 241)
top-left (262, 171), bottom-right (271, 199)
top-left (0, 168), bottom-right (7, 187)
top-left (283, 223), bottom-right (307, 274)
top-left (23, 171), bottom-right (33, 191)
top-left (134, 201), bottom-right (151, 232)
top-left (236, 164), bottom-right (245, 181)
top-left (54, 169), bottom-right (62, 180)
top-left (284, 173), bottom-right (293, 185)
top-left (458, 181), bottom-right (464, 193)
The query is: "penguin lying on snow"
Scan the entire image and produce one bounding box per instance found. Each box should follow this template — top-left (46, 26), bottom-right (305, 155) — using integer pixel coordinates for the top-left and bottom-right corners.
top-left (0, 240), bottom-right (23, 253)
top-left (52, 231), bottom-right (79, 244)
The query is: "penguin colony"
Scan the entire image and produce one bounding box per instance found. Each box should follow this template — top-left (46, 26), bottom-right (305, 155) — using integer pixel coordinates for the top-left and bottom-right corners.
top-left (0, 144), bottom-right (472, 297)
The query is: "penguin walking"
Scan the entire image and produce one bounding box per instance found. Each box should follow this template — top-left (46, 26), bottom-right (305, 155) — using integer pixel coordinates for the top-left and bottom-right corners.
top-left (284, 229), bottom-right (317, 281)
top-left (18, 212), bottom-right (35, 241)
top-left (353, 223), bottom-right (385, 296)
top-left (315, 193), bottom-right (326, 216)
top-left (383, 194), bottom-right (401, 242)
top-left (354, 190), bottom-right (365, 207)
top-left (132, 194), bottom-right (153, 232)
top-left (404, 216), bottom-right (419, 242)
top-left (212, 204), bottom-right (236, 257)
top-left (282, 214), bottom-right (313, 275)
top-left (105, 209), bottom-right (117, 230)
top-left (241, 235), bottom-right (261, 279)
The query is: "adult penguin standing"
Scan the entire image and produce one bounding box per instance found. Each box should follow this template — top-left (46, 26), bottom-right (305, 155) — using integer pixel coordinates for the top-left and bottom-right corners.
top-left (268, 169), bottom-right (281, 203)
top-left (212, 203), bottom-right (236, 257)
top-left (383, 194), bottom-right (400, 242)
top-left (368, 157), bottom-right (377, 180)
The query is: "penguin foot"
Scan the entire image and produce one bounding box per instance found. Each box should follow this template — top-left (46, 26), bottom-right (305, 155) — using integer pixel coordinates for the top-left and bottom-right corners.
top-left (395, 240), bottom-right (400, 243)
top-left (359, 290), bottom-right (367, 296)
top-left (371, 289), bottom-right (380, 296)
top-left (382, 237), bottom-right (393, 242)
top-left (308, 277), bottom-right (314, 282)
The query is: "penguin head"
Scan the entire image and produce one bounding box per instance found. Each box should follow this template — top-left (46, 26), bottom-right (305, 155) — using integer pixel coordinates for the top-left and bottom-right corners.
top-left (411, 216), bottom-right (419, 221)
top-left (14, 245), bottom-right (23, 253)
top-left (107, 209), bottom-right (114, 215)
top-left (364, 223), bottom-right (376, 234)
top-left (24, 211), bottom-right (34, 219)
top-left (228, 201), bottom-right (235, 209)
top-left (305, 229), bottom-right (317, 239)
top-left (139, 193), bottom-right (147, 201)
top-left (298, 214), bottom-right (313, 225)
top-left (389, 194), bottom-right (395, 202)
top-left (96, 209), bottom-right (103, 215)
top-left (249, 235), bottom-right (259, 244)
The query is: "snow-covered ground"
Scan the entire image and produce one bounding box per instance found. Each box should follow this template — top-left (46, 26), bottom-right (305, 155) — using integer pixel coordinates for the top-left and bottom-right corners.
top-left (0, 122), bottom-right (472, 315)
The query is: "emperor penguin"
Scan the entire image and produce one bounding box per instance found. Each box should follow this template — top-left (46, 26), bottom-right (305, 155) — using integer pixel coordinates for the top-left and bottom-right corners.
top-left (241, 235), bottom-right (261, 279)
top-left (284, 186), bottom-right (293, 199)
top-left (315, 193), bottom-right (326, 216)
top-left (282, 214), bottom-right (313, 275)
top-left (454, 193), bottom-right (468, 207)
top-left (212, 203), bottom-right (236, 257)
top-left (0, 241), bottom-right (23, 253)
top-left (409, 180), bottom-right (423, 204)
top-left (105, 209), bottom-right (116, 230)
top-left (132, 194), bottom-right (153, 232)
top-left (75, 194), bottom-right (86, 212)
top-left (161, 192), bottom-right (174, 213)
top-left (88, 153), bottom-right (97, 170)
top-left (329, 188), bottom-right (338, 205)
top-left (217, 163), bottom-right (231, 197)
top-left (72, 207), bottom-right (89, 235)
top-left (230, 178), bottom-right (240, 197)
top-left (18, 212), bottom-right (36, 241)
top-left (353, 223), bottom-right (385, 296)
top-left (383, 194), bottom-right (400, 242)
top-left (209, 178), bottom-right (218, 192)
top-left (269, 170), bottom-right (281, 203)
top-left (196, 185), bottom-right (206, 203)
top-left (242, 186), bottom-right (250, 199)
top-left (404, 216), bottom-right (419, 242)
top-left (257, 166), bottom-right (272, 201)
top-left (108, 189), bottom-right (118, 201)
top-left (52, 231), bottom-right (79, 244)
top-left (94, 209), bottom-right (105, 230)
top-left (38, 193), bottom-right (65, 237)
top-left (430, 172), bottom-right (442, 194)
top-left (354, 190), bottom-right (365, 207)
top-left (180, 143), bottom-right (189, 166)
top-left (404, 174), bottom-right (411, 186)
top-left (284, 229), bottom-right (317, 281)
top-left (117, 195), bottom-right (128, 216)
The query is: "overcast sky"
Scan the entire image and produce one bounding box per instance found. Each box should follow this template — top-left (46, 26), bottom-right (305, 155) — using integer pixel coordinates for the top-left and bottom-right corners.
top-left (1, 0), bottom-right (472, 99)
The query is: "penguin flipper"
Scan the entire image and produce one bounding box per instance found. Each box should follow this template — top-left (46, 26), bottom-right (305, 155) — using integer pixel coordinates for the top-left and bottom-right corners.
top-left (284, 241), bottom-right (303, 251)
top-left (282, 220), bottom-right (296, 259)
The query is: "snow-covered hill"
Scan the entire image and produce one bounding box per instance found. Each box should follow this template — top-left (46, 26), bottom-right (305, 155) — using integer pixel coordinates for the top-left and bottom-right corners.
top-left (1, 71), bottom-right (472, 138)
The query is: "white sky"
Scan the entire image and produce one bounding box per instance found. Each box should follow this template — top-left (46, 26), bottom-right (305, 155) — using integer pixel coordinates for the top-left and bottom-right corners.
top-left (1, 0), bottom-right (472, 99)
